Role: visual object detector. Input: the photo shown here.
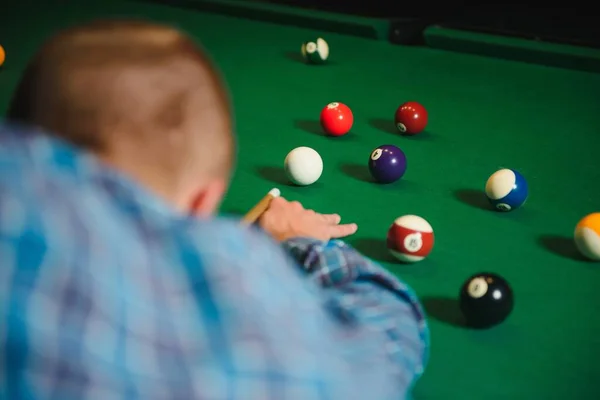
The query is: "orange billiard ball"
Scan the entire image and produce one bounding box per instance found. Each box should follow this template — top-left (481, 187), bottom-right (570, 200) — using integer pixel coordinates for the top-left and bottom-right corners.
top-left (395, 101), bottom-right (428, 135)
top-left (0, 45), bottom-right (5, 67)
top-left (320, 102), bottom-right (353, 136)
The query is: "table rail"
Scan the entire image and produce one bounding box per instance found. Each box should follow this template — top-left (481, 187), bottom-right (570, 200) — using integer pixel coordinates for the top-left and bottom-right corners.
top-left (137, 0), bottom-right (600, 73)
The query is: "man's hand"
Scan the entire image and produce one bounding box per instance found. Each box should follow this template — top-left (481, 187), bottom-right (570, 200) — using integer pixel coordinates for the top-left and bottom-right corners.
top-left (258, 197), bottom-right (357, 242)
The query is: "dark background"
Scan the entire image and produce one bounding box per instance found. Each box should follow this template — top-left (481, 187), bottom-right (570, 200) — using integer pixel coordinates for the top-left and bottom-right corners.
top-left (253, 0), bottom-right (600, 49)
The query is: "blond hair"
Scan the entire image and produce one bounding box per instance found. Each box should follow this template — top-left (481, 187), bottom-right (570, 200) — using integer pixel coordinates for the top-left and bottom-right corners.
top-left (8, 20), bottom-right (234, 208)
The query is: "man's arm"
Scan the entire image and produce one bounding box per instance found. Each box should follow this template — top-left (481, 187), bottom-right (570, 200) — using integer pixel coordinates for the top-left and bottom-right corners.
top-left (184, 224), bottom-right (429, 399)
top-left (250, 194), bottom-right (429, 394)
top-left (282, 237), bottom-right (429, 386)
top-left (0, 205), bottom-right (428, 400)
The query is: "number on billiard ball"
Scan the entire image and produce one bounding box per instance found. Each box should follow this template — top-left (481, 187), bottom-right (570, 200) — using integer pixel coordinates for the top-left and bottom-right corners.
top-left (320, 102), bottom-right (353, 136)
top-left (368, 144), bottom-right (407, 183)
top-left (386, 215), bottom-right (434, 263)
top-left (395, 101), bottom-right (428, 135)
top-left (459, 272), bottom-right (514, 329)
top-left (485, 168), bottom-right (528, 211)
top-left (301, 38), bottom-right (329, 64)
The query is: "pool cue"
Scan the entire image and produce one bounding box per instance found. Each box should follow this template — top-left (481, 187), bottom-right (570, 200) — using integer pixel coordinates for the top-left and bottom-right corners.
top-left (241, 188), bottom-right (280, 225)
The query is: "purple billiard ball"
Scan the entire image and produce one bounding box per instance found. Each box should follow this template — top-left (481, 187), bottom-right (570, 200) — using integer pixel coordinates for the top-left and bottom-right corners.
top-left (368, 144), bottom-right (407, 183)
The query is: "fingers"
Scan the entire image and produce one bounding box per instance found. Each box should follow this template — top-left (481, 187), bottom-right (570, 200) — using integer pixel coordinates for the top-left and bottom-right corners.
top-left (269, 196), bottom-right (286, 208)
top-left (269, 197), bottom-right (302, 212)
top-left (328, 223), bottom-right (358, 238)
top-left (266, 196), bottom-right (354, 239)
top-left (318, 213), bottom-right (341, 224)
top-left (289, 200), bottom-right (303, 211)
top-left (276, 199), bottom-right (345, 226)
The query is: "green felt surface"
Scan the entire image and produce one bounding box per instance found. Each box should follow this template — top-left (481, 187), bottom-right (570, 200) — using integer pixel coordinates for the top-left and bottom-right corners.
top-left (1, 1), bottom-right (600, 398)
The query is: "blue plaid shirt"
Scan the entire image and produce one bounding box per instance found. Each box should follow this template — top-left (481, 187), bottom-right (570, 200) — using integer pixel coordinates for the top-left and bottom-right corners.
top-left (0, 123), bottom-right (429, 400)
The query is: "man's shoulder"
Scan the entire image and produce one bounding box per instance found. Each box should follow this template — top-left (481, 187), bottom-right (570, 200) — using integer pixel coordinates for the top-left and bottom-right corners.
top-left (0, 122), bottom-right (286, 269)
top-left (0, 122), bottom-right (101, 193)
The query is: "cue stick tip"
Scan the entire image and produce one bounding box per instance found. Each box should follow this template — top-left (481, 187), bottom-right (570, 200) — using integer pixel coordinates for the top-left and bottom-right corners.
top-left (268, 188), bottom-right (281, 198)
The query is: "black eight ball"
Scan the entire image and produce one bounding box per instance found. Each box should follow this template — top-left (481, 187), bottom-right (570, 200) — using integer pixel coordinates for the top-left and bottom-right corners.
top-left (459, 272), bottom-right (514, 329)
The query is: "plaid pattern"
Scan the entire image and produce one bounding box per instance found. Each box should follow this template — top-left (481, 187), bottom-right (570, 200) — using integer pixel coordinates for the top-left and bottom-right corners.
top-left (0, 124), bottom-right (429, 400)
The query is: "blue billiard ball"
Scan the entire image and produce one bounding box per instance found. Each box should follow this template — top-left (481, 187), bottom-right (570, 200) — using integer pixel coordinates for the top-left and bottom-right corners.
top-left (368, 145), bottom-right (407, 183)
top-left (484, 168), bottom-right (528, 211)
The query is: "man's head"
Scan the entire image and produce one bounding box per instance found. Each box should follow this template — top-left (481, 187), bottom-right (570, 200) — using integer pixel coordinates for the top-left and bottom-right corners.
top-left (7, 20), bottom-right (234, 215)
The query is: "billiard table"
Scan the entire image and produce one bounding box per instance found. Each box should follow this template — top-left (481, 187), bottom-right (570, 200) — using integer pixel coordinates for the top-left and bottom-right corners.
top-left (1, 1), bottom-right (600, 398)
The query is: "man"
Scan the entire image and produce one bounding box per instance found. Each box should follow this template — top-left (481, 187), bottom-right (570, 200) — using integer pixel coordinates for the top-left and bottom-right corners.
top-left (0, 20), bottom-right (429, 399)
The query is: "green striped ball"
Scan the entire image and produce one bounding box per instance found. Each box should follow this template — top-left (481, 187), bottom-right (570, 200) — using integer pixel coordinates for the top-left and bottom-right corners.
top-left (301, 38), bottom-right (329, 64)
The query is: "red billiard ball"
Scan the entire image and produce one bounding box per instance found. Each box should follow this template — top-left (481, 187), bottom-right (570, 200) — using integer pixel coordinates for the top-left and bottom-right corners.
top-left (320, 102), bottom-right (353, 136)
top-left (386, 215), bottom-right (434, 263)
top-left (395, 101), bottom-right (428, 135)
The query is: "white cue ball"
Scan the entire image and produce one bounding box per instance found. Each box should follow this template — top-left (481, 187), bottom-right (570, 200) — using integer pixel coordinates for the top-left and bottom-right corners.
top-left (284, 146), bottom-right (323, 186)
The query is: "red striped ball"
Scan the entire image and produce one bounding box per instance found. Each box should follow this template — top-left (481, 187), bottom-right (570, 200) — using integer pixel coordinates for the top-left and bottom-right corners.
top-left (387, 215), bottom-right (434, 263)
